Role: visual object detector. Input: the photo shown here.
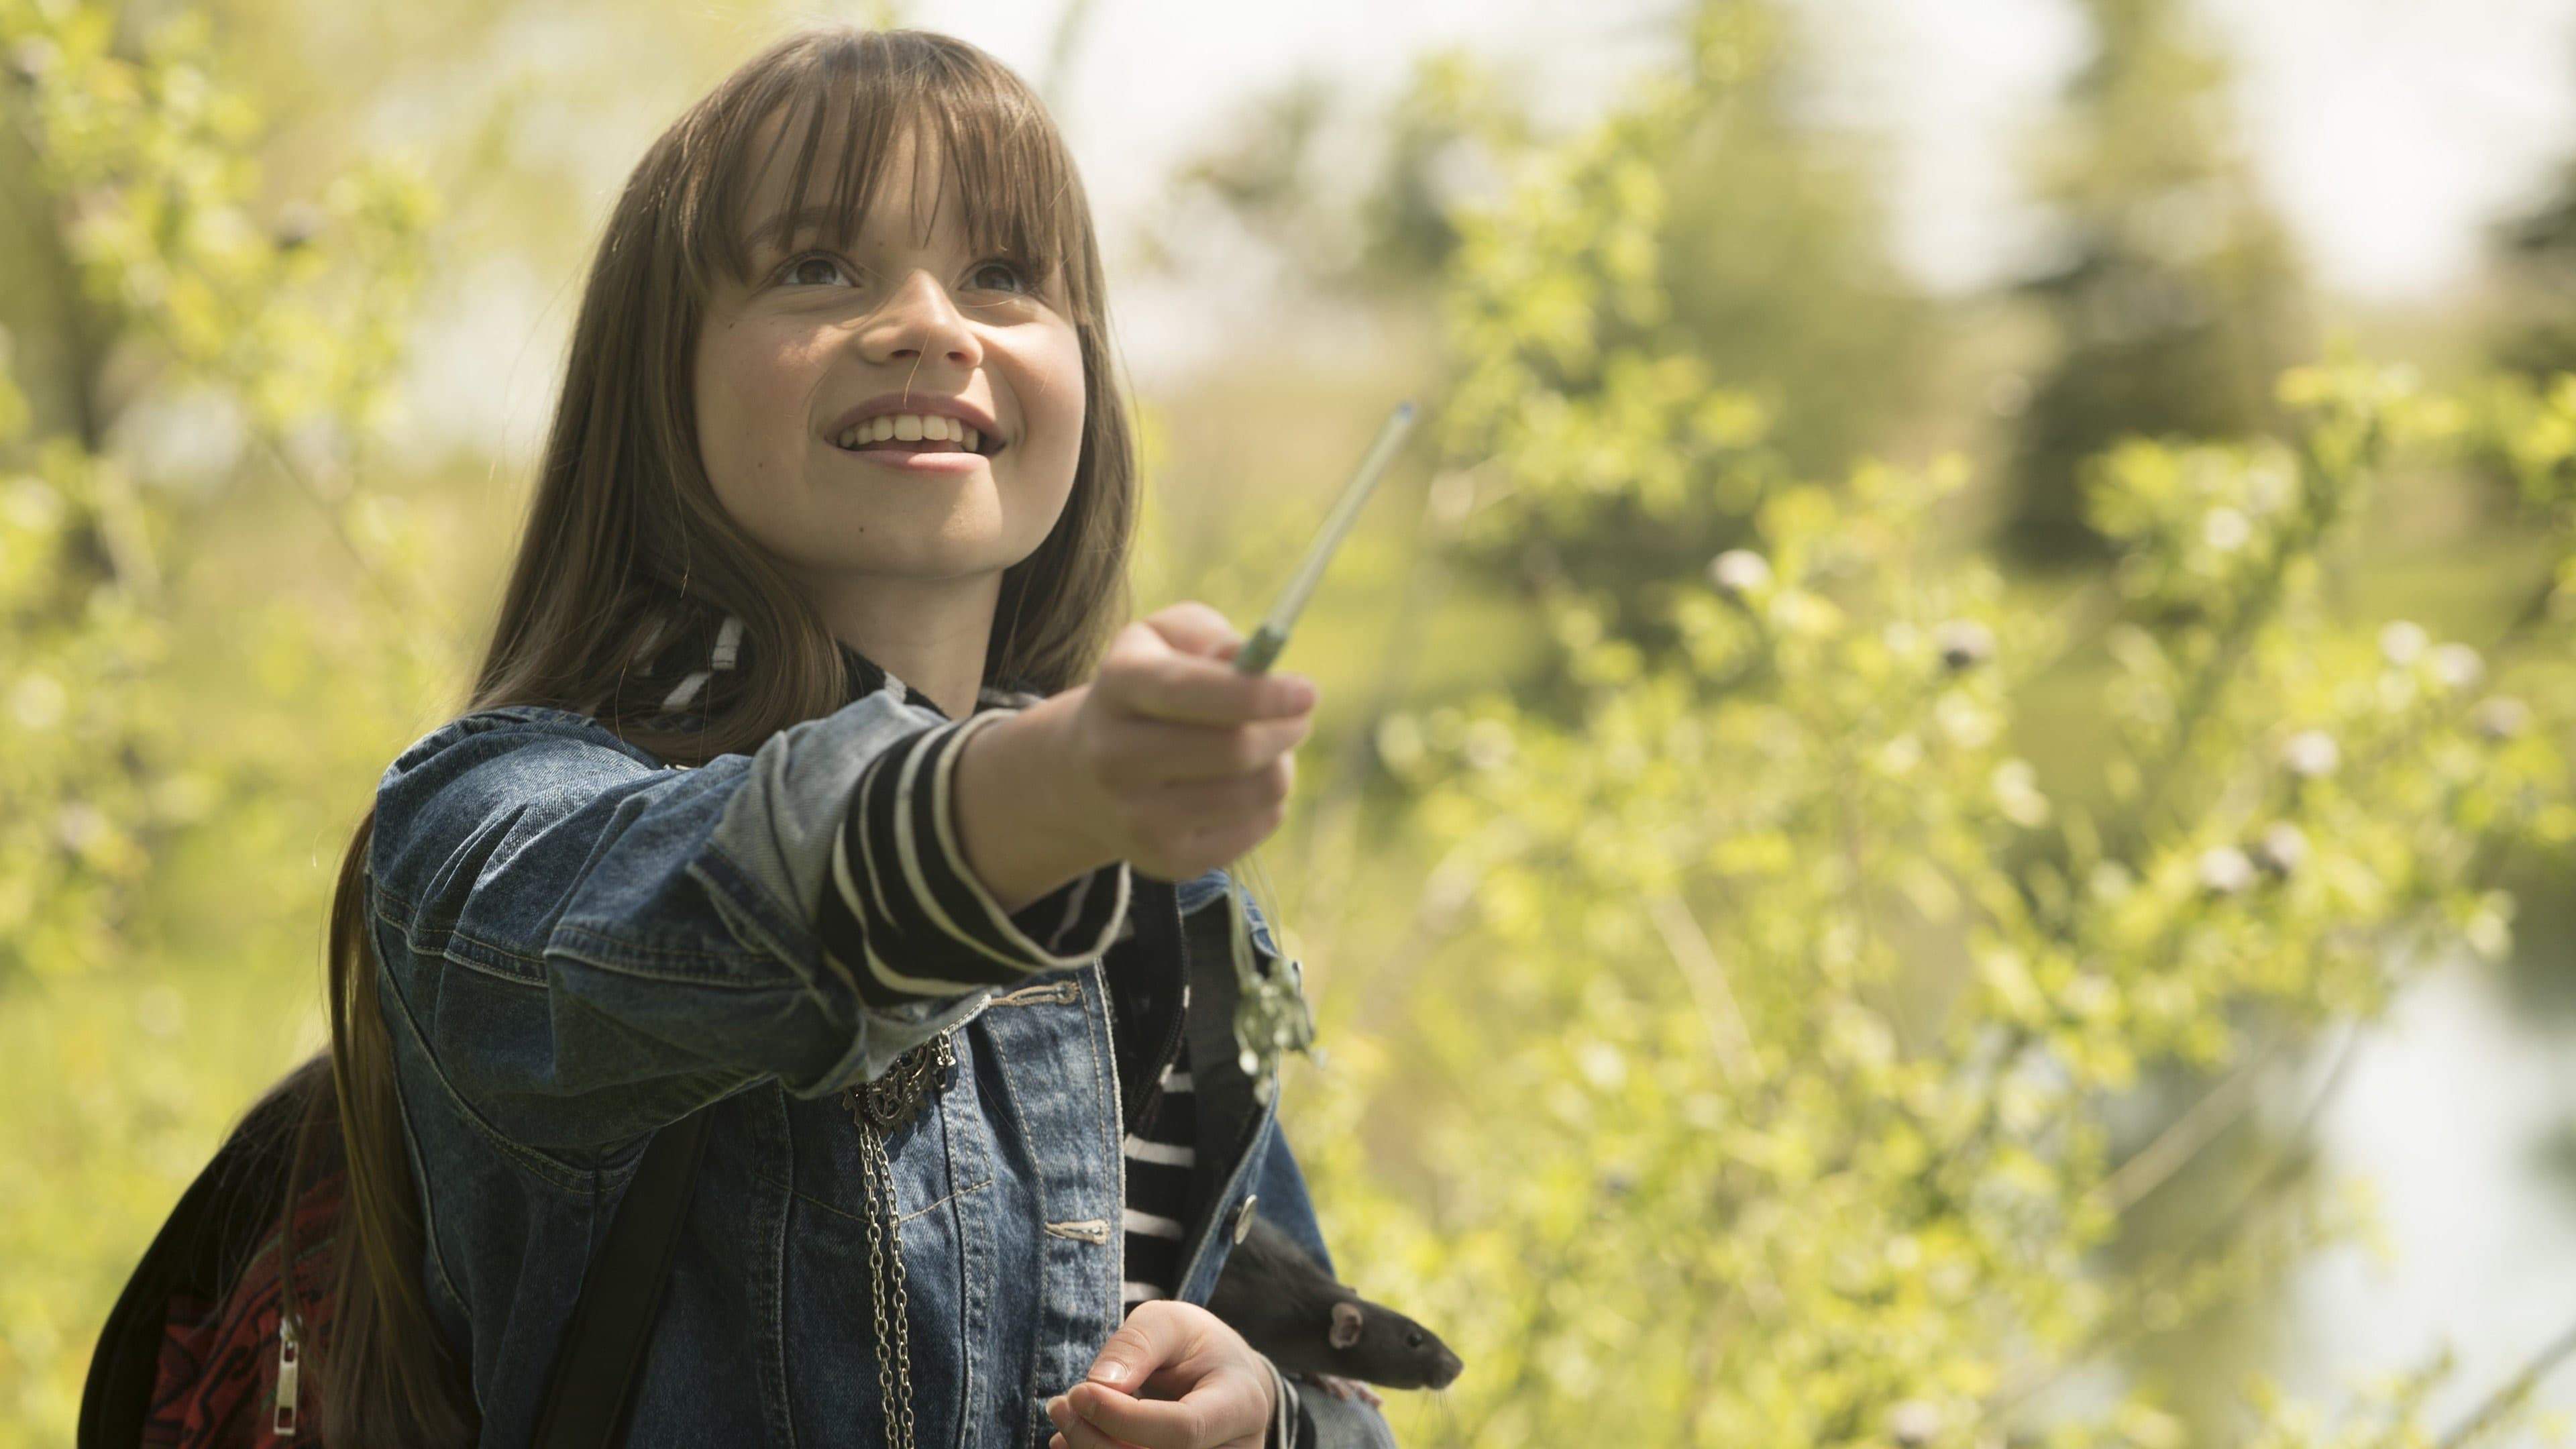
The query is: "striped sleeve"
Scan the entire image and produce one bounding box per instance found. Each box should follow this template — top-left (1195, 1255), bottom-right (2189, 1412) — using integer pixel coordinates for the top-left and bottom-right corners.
top-left (1261, 1353), bottom-right (1303, 1448)
top-left (819, 710), bottom-right (1131, 1010)
top-left (1119, 1019), bottom-right (1197, 1313)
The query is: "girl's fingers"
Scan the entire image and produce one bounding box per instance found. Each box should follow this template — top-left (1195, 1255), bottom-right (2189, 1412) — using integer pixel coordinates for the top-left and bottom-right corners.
top-left (1069, 1377), bottom-right (1262, 1449)
top-left (1106, 654), bottom-right (1315, 727)
top-left (1045, 1398), bottom-right (1152, 1449)
top-left (1091, 714), bottom-right (1309, 787)
top-left (1148, 759), bottom-right (1293, 829)
top-left (1060, 1299), bottom-right (1267, 1448)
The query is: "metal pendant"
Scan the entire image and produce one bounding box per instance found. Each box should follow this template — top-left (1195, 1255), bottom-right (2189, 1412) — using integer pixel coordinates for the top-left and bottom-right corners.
top-left (846, 1028), bottom-right (959, 1136)
top-left (1224, 877), bottom-right (1316, 1106)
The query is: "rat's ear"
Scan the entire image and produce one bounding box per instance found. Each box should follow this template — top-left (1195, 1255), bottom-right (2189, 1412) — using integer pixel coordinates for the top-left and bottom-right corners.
top-left (1330, 1301), bottom-right (1364, 1349)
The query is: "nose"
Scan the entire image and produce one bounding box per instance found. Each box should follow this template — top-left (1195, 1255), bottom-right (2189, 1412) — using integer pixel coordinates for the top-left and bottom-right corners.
top-left (1431, 1350), bottom-right (1462, 1389)
top-left (860, 267), bottom-right (981, 370)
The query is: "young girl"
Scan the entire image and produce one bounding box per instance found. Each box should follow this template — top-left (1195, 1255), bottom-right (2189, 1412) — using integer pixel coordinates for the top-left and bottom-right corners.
top-left (302, 25), bottom-right (1396, 1449)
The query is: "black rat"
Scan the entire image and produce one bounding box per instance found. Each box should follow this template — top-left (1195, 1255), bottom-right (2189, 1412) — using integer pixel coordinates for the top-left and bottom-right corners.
top-left (1205, 1210), bottom-right (1465, 1409)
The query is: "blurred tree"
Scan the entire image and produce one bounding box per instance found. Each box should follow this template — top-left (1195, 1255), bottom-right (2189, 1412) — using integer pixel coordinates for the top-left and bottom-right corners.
top-left (0, 0), bottom-right (443, 1437)
top-left (1037, 0), bottom-right (1092, 113)
top-left (2002, 0), bottom-right (2310, 568)
top-left (2487, 149), bottom-right (2576, 383)
top-left (1421, 3), bottom-right (1922, 715)
top-left (0, 0), bottom-right (438, 986)
top-left (1137, 3), bottom-right (1936, 484)
top-left (2466, 138), bottom-right (2576, 537)
top-left (1131, 67), bottom-right (1344, 274)
top-left (1140, 3), bottom-right (1937, 719)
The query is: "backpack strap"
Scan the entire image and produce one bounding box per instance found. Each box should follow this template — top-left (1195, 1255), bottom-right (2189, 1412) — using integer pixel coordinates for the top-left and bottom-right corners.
top-left (530, 1107), bottom-right (714, 1449)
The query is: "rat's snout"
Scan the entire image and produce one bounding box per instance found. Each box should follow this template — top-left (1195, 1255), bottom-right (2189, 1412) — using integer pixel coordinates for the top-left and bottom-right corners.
top-left (1378, 1322), bottom-right (1465, 1389)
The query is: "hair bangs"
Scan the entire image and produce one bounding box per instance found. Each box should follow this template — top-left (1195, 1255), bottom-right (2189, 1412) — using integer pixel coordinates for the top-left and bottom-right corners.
top-left (685, 32), bottom-right (1094, 326)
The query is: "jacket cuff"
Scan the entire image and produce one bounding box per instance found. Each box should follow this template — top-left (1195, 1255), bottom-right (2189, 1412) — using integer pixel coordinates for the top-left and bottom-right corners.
top-left (823, 710), bottom-right (1130, 1012)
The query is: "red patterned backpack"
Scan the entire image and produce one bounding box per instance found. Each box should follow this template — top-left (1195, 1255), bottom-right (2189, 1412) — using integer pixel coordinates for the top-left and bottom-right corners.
top-left (80, 1056), bottom-right (342, 1446)
top-left (81, 1053), bottom-right (710, 1448)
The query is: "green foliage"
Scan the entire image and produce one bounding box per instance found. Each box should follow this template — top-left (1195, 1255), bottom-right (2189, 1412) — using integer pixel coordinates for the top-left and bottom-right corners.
top-left (1148, 0), bottom-right (1932, 486)
top-left (1281, 5), bottom-right (2576, 1444)
top-left (1330, 362), bottom-right (2572, 1448)
top-left (0, 1), bottom-right (447, 1438)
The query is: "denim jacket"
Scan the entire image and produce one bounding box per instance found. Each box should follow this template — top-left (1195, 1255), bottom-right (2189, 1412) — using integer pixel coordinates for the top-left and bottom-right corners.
top-left (366, 687), bottom-right (1398, 1448)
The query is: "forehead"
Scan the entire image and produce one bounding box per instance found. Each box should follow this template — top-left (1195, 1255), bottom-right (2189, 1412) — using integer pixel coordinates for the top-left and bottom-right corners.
top-left (736, 111), bottom-right (963, 258)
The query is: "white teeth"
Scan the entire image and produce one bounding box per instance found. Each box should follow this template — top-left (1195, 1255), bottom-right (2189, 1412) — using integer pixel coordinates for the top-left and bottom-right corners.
top-left (833, 413), bottom-right (991, 453)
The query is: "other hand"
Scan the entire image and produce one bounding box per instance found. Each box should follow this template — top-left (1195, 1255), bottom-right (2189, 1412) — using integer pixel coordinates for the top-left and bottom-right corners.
top-left (1043, 1299), bottom-right (1277, 1449)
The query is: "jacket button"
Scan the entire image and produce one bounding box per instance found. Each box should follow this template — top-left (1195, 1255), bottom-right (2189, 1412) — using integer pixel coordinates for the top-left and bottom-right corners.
top-left (1229, 1193), bottom-right (1259, 1244)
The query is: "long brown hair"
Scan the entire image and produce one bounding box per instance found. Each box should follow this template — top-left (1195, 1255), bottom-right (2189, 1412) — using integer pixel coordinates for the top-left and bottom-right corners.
top-left (285, 27), bottom-right (1141, 1444)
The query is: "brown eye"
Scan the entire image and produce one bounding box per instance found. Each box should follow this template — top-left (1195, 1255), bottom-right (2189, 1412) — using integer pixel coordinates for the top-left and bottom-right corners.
top-left (780, 253), bottom-right (853, 288)
top-left (969, 258), bottom-right (1036, 294)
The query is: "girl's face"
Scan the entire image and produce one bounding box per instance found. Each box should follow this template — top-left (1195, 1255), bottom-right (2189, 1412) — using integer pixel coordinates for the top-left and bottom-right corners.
top-left (692, 116), bottom-right (1085, 614)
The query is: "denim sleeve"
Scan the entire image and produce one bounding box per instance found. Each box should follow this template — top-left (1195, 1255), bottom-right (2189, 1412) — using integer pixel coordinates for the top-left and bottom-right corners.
top-left (1252, 1116), bottom-right (1338, 1283)
top-left (1183, 878), bottom-right (1398, 1446)
top-left (366, 699), bottom-right (1129, 1152)
top-left (1180, 872), bottom-right (1335, 1275)
top-left (1258, 1130), bottom-right (1402, 1448)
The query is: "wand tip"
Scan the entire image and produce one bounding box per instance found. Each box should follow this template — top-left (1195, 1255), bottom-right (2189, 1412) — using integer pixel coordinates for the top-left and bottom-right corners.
top-left (1395, 399), bottom-right (1416, 419)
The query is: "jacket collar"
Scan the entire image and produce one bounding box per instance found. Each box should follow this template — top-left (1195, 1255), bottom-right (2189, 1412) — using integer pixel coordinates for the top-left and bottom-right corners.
top-left (830, 633), bottom-right (1044, 718)
top-left (618, 608), bottom-right (1045, 727)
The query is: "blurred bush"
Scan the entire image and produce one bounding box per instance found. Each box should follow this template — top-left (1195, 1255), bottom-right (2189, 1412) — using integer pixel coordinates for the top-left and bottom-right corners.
top-left (1283, 5), bottom-right (2576, 1446)
top-left (0, 2), bottom-right (453, 1439)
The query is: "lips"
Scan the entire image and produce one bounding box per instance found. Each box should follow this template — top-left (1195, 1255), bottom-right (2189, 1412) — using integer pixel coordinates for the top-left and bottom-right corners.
top-left (824, 435), bottom-right (989, 474)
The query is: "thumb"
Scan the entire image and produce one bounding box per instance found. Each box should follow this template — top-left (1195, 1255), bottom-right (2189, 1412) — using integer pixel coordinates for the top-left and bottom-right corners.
top-left (1139, 600), bottom-right (1246, 662)
top-left (1081, 1289), bottom-right (1210, 1392)
top-left (1083, 1315), bottom-right (1169, 1392)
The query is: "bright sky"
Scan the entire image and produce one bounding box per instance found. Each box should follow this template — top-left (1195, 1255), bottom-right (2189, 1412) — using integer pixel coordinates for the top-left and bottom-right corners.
top-left (1803, 0), bottom-right (2576, 300)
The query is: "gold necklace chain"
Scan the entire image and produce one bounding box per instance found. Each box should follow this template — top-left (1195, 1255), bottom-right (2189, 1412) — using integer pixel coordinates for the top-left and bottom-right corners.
top-left (841, 1026), bottom-right (959, 1449)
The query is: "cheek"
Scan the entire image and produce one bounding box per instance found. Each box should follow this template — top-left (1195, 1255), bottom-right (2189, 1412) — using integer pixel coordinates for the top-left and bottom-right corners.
top-left (700, 330), bottom-right (799, 431)
top-left (1045, 333), bottom-right (1087, 426)
top-left (693, 325), bottom-right (810, 500)
top-left (1022, 331), bottom-right (1089, 468)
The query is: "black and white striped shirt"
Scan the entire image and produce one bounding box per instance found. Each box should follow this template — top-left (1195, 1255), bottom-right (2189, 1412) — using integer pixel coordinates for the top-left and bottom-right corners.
top-left (824, 706), bottom-right (1132, 1006)
top-left (616, 616), bottom-right (1131, 990)
top-left (1118, 978), bottom-right (1197, 1313)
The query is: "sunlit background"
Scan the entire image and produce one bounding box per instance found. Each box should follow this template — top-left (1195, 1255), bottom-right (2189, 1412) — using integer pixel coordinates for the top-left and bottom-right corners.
top-left (10, 0), bottom-right (2576, 1444)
